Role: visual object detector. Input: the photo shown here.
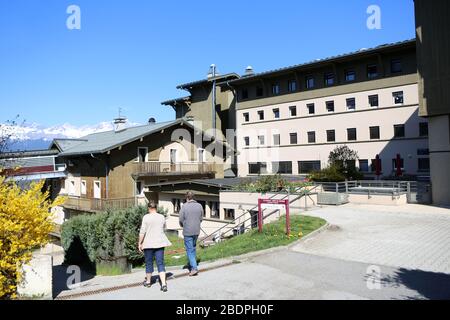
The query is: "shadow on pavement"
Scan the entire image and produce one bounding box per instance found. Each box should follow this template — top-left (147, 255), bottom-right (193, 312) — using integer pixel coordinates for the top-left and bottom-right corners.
top-left (381, 268), bottom-right (450, 300)
top-left (52, 264), bottom-right (96, 298)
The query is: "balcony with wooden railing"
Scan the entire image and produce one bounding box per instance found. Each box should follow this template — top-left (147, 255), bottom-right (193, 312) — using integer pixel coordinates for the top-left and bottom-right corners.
top-left (62, 196), bottom-right (136, 212)
top-left (132, 162), bottom-right (219, 177)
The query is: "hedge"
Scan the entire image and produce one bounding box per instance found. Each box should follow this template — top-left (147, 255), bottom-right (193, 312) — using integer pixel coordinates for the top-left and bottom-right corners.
top-left (61, 206), bottom-right (168, 270)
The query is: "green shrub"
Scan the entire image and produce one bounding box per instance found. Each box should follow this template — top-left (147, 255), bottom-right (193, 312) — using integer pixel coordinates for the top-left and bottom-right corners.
top-left (232, 175), bottom-right (311, 194)
top-left (309, 165), bottom-right (346, 182)
top-left (61, 205), bottom-right (168, 269)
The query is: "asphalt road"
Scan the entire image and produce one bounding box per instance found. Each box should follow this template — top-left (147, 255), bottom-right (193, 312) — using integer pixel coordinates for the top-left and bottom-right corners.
top-left (74, 249), bottom-right (450, 300)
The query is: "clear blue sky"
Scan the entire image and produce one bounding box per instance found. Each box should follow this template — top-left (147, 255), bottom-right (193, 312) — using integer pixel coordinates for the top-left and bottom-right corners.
top-left (0, 0), bottom-right (416, 127)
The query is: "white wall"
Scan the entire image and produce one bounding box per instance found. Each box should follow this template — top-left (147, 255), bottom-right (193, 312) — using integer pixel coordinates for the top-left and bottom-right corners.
top-left (236, 84), bottom-right (429, 177)
top-left (17, 254), bottom-right (53, 300)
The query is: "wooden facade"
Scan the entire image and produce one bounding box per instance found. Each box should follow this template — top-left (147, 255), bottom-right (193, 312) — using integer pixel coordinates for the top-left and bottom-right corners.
top-left (60, 122), bottom-right (224, 212)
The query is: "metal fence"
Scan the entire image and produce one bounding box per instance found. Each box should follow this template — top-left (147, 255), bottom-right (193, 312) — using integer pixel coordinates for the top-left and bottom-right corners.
top-left (313, 180), bottom-right (432, 204)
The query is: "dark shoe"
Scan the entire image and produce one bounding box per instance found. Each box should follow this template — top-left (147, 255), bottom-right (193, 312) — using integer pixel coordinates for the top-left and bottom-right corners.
top-left (189, 269), bottom-right (199, 277)
top-left (143, 280), bottom-right (152, 288)
top-left (161, 285), bottom-right (168, 292)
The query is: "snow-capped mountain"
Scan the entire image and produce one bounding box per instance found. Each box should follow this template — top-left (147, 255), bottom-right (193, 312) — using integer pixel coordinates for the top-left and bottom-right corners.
top-left (1, 121), bottom-right (140, 151)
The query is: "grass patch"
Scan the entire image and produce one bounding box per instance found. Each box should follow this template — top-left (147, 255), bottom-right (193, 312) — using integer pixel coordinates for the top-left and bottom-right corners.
top-left (96, 263), bottom-right (130, 276)
top-left (160, 215), bottom-right (326, 267)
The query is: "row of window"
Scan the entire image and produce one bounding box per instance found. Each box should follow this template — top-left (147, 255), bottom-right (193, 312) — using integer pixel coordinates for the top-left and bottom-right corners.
top-left (243, 123), bottom-right (428, 147)
top-left (249, 157), bottom-right (430, 175)
top-left (67, 179), bottom-right (101, 198)
top-left (171, 198), bottom-right (221, 219)
top-left (241, 59), bottom-right (404, 99)
top-left (242, 92), bottom-right (405, 123)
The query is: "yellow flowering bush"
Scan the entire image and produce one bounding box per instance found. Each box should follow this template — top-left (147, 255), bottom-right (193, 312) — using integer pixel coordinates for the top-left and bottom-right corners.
top-left (0, 176), bottom-right (64, 299)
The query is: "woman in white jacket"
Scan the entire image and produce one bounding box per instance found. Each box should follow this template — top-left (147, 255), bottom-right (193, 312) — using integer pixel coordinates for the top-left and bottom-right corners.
top-left (138, 201), bottom-right (172, 292)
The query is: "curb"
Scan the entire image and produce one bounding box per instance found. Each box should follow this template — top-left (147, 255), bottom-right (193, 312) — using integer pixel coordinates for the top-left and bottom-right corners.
top-left (55, 222), bottom-right (330, 300)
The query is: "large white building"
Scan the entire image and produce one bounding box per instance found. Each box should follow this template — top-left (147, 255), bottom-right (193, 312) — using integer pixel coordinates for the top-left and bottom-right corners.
top-left (227, 40), bottom-right (429, 178)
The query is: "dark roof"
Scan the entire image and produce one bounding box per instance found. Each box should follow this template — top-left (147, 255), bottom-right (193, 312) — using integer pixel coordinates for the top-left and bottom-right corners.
top-left (50, 139), bottom-right (88, 152)
top-left (57, 119), bottom-right (191, 157)
top-left (56, 119), bottom-right (227, 157)
top-left (161, 96), bottom-right (191, 106)
top-left (0, 148), bottom-right (59, 159)
top-left (229, 39), bottom-right (416, 85)
top-left (176, 73), bottom-right (240, 90)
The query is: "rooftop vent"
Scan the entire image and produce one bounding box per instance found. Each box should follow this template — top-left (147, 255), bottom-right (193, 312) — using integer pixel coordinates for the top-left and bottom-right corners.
top-left (148, 117), bottom-right (156, 124)
top-left (244, 66), bottom-right (255, 77)
top-left (113, 116), bottom-right (127, 132)
top-left (207, 64), bottom-right (218, 79)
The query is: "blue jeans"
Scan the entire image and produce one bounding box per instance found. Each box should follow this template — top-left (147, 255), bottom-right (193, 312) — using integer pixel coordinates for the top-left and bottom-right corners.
top-left (144, 248), bottom-right (166, 274)
top-left (184, 235), bottom-right (198, 271)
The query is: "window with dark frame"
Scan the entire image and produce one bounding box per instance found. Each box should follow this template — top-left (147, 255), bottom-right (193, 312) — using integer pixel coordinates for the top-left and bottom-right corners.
top-left (136, 181), bottom-right (143, 196)
top-left (393, 91), bottom-right (404, 104)
top-left (367, 64), bottom-right (378, 79)
top-left (298, 161), bottom-right (321, 174)
top-left (272, 161), bottom-right (293, 174)
top-left (307, 103), bottom-right (315, 114)
top-left (273, 108), bottom-right (280, 119)
top-left (346, 98), bottom-right (356, 111)
top-left (324, 72), bottom-right (335, 86)
top-left (224, 208), bottom-right (235, 220)
top-left (345, 70), bottom-right (356, 82)
top-left (289, 106), bottom-right (297, 117)
top-left (138, 147), bottom-right (148, 162)
top-left (210, 202), bottom-right (220, 219)
top-left (370, 126), bottom-right (380, 140)
top-left (306, 76), bottom-right (315, 89)
top-left (290, 133), bottom-right (298, 145)
top-left (307, 131), bottom-right (316, 143)
top-left (248, 162), bottom-right (267, 175)
top-left (418, 158), bottom-right (430, 172)
top-left (326, 130), bottom-right (336, 142)
top-left (394, 124), bottom-right (405, 138)
top-left (392, 158), bottom-right (404, 171)
top-left (347, 128), bottom-right (357, 141)
top-left (391, 59), bottom-right (402, 73)
top-left (288, 80), bottom-right (297, 92)
top-left (258, 110), bottom-right (264, 120)
top-left (244, 136), bottom-right (250, 146)
top-left (272, 83), bottom-right (280, 95)
top-left (243, 112), bottom-right (249, 122)
top-left (369, 94), bottom-right (379, 107)
top-left (326, 101), bottom-right (335, 112)
top-left (359, 159), bottom-right (369, 172)
top-left (419, 122), bottom-right (428, 137)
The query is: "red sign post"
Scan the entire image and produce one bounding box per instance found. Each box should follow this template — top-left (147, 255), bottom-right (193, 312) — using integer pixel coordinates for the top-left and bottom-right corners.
top-left (257, 198), bottom-right (290, 236)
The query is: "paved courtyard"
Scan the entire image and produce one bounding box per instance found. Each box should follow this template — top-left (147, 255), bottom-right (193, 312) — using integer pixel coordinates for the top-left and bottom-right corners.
top-left (292, 203), bottom-right (450, 274)
top-left (75, 250), bottom-right (450, 300)
top-left (59, 203), bottom-right (450, 300)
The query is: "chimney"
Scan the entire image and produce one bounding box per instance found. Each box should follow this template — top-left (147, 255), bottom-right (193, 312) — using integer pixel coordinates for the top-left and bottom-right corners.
top-left (113, 116), bottom-right (127, 132)
top-left (207, 64), bottom-right (218, 79)
top-left (244, 66), bottom-right (255, 77)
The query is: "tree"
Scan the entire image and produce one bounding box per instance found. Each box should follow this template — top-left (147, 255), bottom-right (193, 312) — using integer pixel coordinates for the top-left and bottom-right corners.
top-left (0, 115), bottom-right (24, 154)
top-left (328, 145), bottom-right (363, 180)
top-left (328, 145), bottom-right (359, 169)
top-left (0, 177), bottom-right (64, 299)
